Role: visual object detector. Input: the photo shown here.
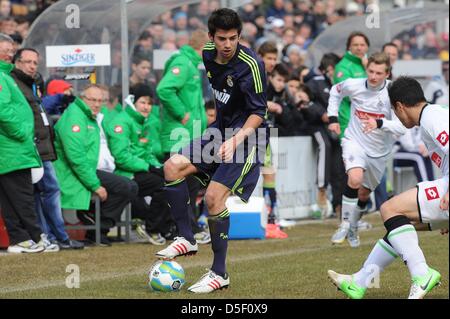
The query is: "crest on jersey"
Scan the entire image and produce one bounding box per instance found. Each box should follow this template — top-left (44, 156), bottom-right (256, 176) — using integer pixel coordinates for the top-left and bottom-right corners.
top-left (172, 67), bottom-right (180, 75)
top-left (436, 131), bottom-right (449, 147)
top-left (424, 186), bottom-right (439, 201)
top-left (227, 75), bottom-right (234, 87)
top-left (114, 125), bottom-right (123, 134)
top-left (72, 125), bottom-right (80, 133)
top-left (207, 71), bottom-right (212, 78)
top-left (336, 71), bottom-right (343, 78)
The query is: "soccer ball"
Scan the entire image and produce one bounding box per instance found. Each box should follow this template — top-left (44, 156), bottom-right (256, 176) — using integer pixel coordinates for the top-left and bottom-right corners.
top-left (148, 260), bottom-right (185, 292)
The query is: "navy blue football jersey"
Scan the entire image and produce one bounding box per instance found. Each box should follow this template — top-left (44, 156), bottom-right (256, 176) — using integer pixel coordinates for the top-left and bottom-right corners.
top-left (203, 42), bottom-right (268, 135)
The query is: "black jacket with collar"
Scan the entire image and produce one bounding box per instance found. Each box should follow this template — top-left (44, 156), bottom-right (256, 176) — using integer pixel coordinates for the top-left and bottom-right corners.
top-left (11, 68), bottom-right (56, 161)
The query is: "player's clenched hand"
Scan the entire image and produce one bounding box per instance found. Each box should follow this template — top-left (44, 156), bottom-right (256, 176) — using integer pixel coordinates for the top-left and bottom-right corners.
top-left (362, 118), bottom-right (377, 134)
top-left (328, 123), bottom-right (341, 136)
top-left (439, 191), bottom-right (449, 211)
top-left (218, 137), bottom-right (237, 163)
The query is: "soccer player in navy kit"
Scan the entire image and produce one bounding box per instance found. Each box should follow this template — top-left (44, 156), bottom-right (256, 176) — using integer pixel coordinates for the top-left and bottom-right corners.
top-left (156, 8), bottom-right (268, 293)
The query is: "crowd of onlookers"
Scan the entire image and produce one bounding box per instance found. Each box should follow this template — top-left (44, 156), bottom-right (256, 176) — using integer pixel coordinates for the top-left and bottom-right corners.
top-left (0, 0), bottom-right (448, 253)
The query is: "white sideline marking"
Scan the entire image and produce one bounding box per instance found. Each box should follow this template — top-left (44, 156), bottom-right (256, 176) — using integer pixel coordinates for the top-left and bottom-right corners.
top-left (0, 240), bottom-right (376, 295)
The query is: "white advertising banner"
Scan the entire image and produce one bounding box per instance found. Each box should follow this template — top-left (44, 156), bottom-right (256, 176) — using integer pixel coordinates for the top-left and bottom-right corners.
top-left (252, 136), bottom-right (317, 219)
top-left (46, 44), bottom-right (111, 68)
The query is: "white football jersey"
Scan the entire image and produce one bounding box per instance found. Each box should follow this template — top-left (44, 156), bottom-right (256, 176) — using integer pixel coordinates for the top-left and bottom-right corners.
top-left (419, 104), bottom-right (449, 177)
top-left (328, 78), bottom-right (406, 157)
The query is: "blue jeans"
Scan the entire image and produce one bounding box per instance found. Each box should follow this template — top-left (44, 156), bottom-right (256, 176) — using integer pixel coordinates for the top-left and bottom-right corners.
top-left (35, 161), bottom-right (69, 242)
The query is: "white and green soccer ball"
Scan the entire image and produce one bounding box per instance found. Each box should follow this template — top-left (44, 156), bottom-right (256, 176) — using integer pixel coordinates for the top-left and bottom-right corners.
top-left (148, 260), bottom-right (185, 292)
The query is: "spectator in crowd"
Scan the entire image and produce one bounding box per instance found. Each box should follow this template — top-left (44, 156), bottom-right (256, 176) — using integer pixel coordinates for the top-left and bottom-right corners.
top-left (53, 84), bottom-right (138, 246)
top-left (133, 31), bottom-right (153, 62)
top-left (14, 16), bottom-right (29, 39)
top-left (266, 0), bottom-right (287, 20)
top-left (205, 100), bottom-right (216, 126)
top-left (0, 16), bottom-right (16, 36)
top-left (382, 42), bottom-right (399, 79)
top-left (173, 11), bottom-right (189, 32)
top-left (0, 33), bottom-right (44, 253)
top-left (129, 54), bottom-right (157, 103)
top-left (306, 53), bottom-right (344, 218)
top-left (394, 127), bottom-right (434, 184)
top-left (0, 0), bottom-right (11, 18)
top-left (424, 59), bottom-right (449, 106)
top-left (148, 22), bottom-right (164, 50)
top-left (156, 29), bottom-right (210, 244)
top-left (106, 84), bottom-right (173, 245)
top-left (104, 50), bottom-right (122, 87)
top-left (282, 43), bottom-right (306, 76)
top-left (41, 79), bottom-right (75, 118)
top-left (11, 48), bottom-right (84, 250)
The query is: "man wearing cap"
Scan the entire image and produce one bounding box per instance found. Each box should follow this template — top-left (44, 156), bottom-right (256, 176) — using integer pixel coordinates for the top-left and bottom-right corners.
top-left (0, 33), bottom-right (45, 253)
top-left (106, 84), bottom-right (173, 245)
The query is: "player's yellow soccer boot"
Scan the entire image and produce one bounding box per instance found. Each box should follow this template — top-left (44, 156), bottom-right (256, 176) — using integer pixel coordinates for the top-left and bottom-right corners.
top-left (328, 270), bottom-right (366, 299)
top-left (408, 268), bottom-right (441, 299)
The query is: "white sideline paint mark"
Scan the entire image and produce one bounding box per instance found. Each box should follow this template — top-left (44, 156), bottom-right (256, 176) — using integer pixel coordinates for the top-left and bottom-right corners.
top-left (0, 241), bottom-right (376, 295)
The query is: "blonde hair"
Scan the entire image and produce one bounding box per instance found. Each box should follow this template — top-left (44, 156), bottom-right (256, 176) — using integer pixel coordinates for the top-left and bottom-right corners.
top-left (367, 52), bottom-right (391, 72)
top-left (189, 29), bottom-right (210, 51)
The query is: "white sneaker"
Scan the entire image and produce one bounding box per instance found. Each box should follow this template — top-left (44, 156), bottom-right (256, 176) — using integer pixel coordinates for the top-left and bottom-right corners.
top-left (39, 234), bottom-right (60, 253)
top-left (194, 231), bottom-right (211, 244)
top-left (331, 221), bottom-right (350, 244)
top-left (347, 227), bottom-right (360, 248)
top-left (188, 270), bottom-right (230, 293)
top-left (155, 237), bottom-right (198, 259)
top-left (7, 240), bottom-right (45, 254)
top-left (357, 219), bottom-right (373, 231)
top-left (278, 219), bottom-right (297, 228)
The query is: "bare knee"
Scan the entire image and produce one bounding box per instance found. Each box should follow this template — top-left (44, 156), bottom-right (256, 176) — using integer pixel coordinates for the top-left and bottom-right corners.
top-left (205, 189), bottom-right (227, 214)
top-left (164, 155), bottom-right (186, 181)
top-left (347, 169), bottom-right (364, 189)
top-left (380, 200), bottom-right (398, 222)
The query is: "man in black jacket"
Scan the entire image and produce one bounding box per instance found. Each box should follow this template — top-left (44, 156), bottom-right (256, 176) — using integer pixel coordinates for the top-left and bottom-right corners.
top-left (11, 48), bottom-right (84, 250)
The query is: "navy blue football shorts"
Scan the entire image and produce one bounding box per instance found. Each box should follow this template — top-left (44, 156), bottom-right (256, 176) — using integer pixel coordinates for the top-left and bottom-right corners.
top-left (179, 133), bottom-right (266, 203)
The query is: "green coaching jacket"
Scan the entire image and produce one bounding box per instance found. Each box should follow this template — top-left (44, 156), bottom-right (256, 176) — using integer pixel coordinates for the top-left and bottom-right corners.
top-left (106, 105), bottom-right (161, 179)
top-left (53, 97), bottom-right (101, 210)
top-left (0, 60), bottom-right (41, 175)
top-left (333, 51), bottom-right (367, 138)
top-left (156, 45), bottom-right (207, 154)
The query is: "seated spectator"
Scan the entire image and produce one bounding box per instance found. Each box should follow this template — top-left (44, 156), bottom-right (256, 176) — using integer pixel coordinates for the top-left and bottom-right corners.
top-left (41, 79), bottom-right (75, 117)
top-left (106, 84), bottom-right (173, 245)
top-left (53, 84), bottom-right (138, 246)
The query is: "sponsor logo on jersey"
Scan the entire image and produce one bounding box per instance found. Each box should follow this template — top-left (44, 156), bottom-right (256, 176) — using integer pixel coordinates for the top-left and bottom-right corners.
top-left (355, 109), bottom-right (385, 120)
top-left (172, 67), bottom-right (180, 75)
top-left (114, 125), bottom-right (123, 133)
top-left (139, 137), bottom-right (148, 143)
top-left (431, 152), bottom-right (442, 168)
top-left (436, 131), bottom-right (449, 147)
top-left (72, 125), bottom-right (80, 133)
top-left (336, 71), bottom-right (343, 78)
top-left (212, 88), bottom-right (231, 104)
top-left (424, 186), bottom-right (440, 201)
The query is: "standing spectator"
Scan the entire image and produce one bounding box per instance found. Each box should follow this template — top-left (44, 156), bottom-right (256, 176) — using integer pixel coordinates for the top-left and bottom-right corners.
top-left (129, 54), bottom-right (157, 103)
top-left (266, 0), bottom-right (286, 20)
top-left (0, 34), bottom-right (44, 253)
top-left (424, 60), bottom-right (449, 106)
top-left (0, 0), bottom-right (11, 18)
top-left (382, 42), bottom-right (399, 79)
top-left (53, 84), bottom-right (138, 246)
top-left (156, 30), bottom-right (210, 244)
top-left (306, 53), bottom-right (345, 218)
top-left (11, 48), bottom-right (84, 250)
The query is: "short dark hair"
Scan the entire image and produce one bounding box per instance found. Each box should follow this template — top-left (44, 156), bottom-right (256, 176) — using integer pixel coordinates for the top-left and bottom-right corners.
top-left (382, 42), bottom-right (398, 52)
top-left (346, 31), bottom-right (370, 50)
top-left (208, 8), bottom-right (242, 37)
top-left (388, 76), bottom-right (426, 108)
top-left (13, 48), bottom-right (39, 64)
top-left (271, 63), bottom-right (289, 81)
top-left (319, 53), bottom-right (340, 72)
top-left (257, 41), bottom-right (278, 57)
top-left (205, 100), bottom-right (216, 110)
top-left (132, 54), bottom-right (150, 66)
